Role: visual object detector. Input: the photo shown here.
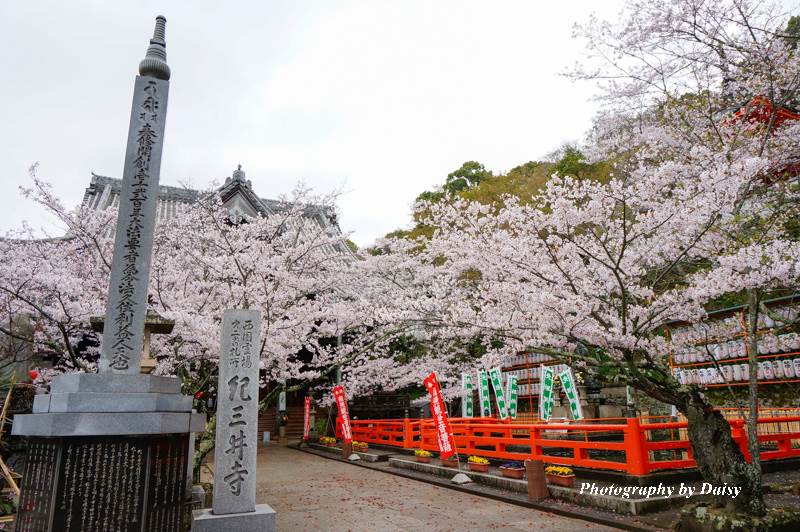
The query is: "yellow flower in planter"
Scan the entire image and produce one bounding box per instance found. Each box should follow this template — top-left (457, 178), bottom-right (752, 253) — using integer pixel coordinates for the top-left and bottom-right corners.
top-left (467, 456), bottom-right (489, 465)
top-left (544, 465), bottom-right (574, 477)
top-left (415, 449), bottom-right (433, 457)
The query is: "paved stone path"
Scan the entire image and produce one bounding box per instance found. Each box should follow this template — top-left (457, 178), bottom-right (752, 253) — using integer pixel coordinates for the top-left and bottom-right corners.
top-left (252, 444), bottom-right (615, 531)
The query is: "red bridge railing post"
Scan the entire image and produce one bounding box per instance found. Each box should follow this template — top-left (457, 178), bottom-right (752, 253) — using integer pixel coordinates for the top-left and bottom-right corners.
top-left (729, 419), bottom-right (751, 462)
top-left (624, 418), bottom-right (649, 476)
top-left (403, 417), bottom-right (414, 448)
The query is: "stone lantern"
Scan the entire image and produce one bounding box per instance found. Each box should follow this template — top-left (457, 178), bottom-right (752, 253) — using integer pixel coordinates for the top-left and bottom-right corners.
top-left (90, 310), bottom-right (175, 374)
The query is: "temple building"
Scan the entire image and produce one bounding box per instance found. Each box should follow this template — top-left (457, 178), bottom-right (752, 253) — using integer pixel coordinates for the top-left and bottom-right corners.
top-left (81, 165), bottom-right (351, 256)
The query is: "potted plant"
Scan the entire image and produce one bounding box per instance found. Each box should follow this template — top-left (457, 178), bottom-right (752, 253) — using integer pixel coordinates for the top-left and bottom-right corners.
top-left (499, 461), bottom-right (525, 479)
top-left (467, 455), bottom-right (490, 473)
top-left (353, 441), bottom-right (369, 452)
top-left (415, 449), bottom-right (433, 463)
top-left (440, 455), bottom-right (458, 468)
top-left (319, 436), bottom-right (337, 447)
top-left (544, 465), bottom-right (575, 488)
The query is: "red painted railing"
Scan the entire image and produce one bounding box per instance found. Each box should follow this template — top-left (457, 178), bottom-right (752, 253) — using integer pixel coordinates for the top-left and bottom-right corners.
top-left (335, 415), bottom-right (800, 476)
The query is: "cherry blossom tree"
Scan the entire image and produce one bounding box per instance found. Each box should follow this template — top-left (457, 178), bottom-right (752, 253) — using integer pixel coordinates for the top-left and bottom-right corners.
top-left (0, 173), bottom-right (113, 375)
top-left (570, 0), bottom-right (800, 515)
top-left (356, 0), bottom-right (800, 516)
top-left (358, 126), bottom-right (799, 514)
top-left (0, 171), bottom-right (359, 381)
top-left (0, 168), bottom-right (394, 469)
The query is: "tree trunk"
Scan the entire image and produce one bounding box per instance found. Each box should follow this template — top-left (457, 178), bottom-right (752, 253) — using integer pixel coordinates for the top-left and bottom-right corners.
top-left (678, 388), bottom-right (766, 516)
top-left (193, 414), bottom-right (216, 481)
top-left (746, 290), bottom-right (763, 479)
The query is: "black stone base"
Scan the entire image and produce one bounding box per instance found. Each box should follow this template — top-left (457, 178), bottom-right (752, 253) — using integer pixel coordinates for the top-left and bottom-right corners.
top-left (16, 434), bottom-right (189, 532)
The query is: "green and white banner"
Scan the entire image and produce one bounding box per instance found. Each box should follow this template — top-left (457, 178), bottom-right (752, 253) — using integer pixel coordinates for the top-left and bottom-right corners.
top-left (461, 372), bottom-right (473, 417)
top-left (478, 369), bottom-right (492, 417)
top-left (558, 368), bottom-right (584, 420)
top-left (539, 365), bottom-right (555, 421)
top-left (506, 374), bottom-right (519, 419)
top-left (489, 367), bottom-right (509, 419)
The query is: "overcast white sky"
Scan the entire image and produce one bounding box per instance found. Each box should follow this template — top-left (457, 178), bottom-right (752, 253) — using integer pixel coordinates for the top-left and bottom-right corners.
top-left (1, 0), bottom-right (625, 246)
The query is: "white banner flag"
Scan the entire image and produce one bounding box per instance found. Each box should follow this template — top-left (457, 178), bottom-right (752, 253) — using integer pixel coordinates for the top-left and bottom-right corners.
top-left (506, 374), bottom-right (519, 419)
top-left (462, 373), bottom-right (473, 417)
top-left (478, 369), bottom-right (492, 417)
top-left (489, 367), bottom-right (509, 419)
top-left (539, 365), bottom-right (555, 421)
top-left (557, 368), bottom-right (583, 420)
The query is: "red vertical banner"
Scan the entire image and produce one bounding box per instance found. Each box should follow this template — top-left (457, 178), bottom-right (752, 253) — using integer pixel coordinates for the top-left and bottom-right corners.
top-left (332, 385), bottom-right (352, 443)
top-left (303, 396), bottom-right (312, 441)
top-left (424, 372), bottom-right (457, 459)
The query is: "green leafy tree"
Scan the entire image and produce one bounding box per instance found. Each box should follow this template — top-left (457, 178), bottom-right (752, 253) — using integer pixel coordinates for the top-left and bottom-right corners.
top-left (784, 16), bottom-right (800, 50)
top-left (551, 145), bottom-right (593, 179)
top-left (443, 161), bottom-right (493, 194)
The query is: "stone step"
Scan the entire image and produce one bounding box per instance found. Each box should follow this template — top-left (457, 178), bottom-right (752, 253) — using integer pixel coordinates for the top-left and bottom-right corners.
top-left (308, 442), bottom-right (389, 462)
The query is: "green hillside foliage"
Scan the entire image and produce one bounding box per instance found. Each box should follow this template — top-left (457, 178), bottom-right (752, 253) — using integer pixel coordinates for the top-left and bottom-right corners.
top-left (382, 147), bottom-right (613, 244)
top-left (460, 161), bottom-right (552, 205)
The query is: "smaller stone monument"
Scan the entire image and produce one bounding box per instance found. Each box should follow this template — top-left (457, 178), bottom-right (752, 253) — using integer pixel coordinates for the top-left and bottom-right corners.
top-left (192, 309), bottom-right (276, 531)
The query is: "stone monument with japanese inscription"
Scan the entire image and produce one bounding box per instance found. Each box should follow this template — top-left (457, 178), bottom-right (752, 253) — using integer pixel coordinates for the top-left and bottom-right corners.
top-left (192, 310), bottom-right (276, 531)
top-left (12, 16), bottom-right (206, 532)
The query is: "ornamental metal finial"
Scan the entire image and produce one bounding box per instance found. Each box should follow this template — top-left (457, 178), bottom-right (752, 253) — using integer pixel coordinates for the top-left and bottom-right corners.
top-left (233, 164), bottom-right (245, 181)
top-left (138, 15), bottom-right (171, 80)
top-left (229, 164), bottom-right (252, 188)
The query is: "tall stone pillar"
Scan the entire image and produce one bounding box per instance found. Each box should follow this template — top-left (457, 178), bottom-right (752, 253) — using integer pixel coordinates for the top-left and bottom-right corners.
top-left (12, 17), bottom-right (205, 532)
top-left (99, 14), bottom-right (170, 375)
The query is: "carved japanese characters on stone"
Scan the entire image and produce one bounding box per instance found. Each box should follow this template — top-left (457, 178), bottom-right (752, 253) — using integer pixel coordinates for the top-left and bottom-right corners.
top-left (213, 309), bottom-right (261, 514)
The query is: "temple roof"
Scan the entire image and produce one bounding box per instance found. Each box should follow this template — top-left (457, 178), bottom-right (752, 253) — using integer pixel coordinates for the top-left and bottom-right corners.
top-left (82, 167), bottom-right (352, 257)
top-left (82, 169), bottom-right (340, 227)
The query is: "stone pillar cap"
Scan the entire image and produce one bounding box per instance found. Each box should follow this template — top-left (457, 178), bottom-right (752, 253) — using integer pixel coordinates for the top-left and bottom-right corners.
top-left (139, 15), bottom-right (171, 80)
